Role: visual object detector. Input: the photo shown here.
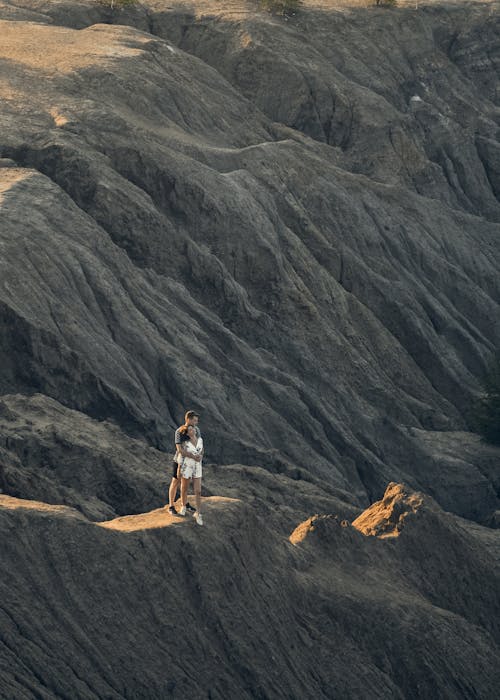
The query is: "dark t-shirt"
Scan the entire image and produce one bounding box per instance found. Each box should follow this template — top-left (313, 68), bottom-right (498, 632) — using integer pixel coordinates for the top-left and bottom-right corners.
top-left (175, 425), bottom-right (201, 444)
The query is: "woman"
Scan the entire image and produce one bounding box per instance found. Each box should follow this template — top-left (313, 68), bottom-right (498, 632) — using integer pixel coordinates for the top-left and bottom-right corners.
top-left (178, 424), bottom-right (204, 525)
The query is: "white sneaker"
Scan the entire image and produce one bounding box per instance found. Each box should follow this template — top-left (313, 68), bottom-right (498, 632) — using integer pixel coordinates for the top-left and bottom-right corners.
top-left (179, 506), bottom-right (186, 516)
top-left (194, 512), bottom-right (203, 526)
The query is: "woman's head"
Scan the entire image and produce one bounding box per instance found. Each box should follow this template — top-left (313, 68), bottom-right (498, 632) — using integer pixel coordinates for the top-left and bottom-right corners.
top-left (178, 425), bottom-right (190, 441)
top-left (178, 424), bottom-right (196, 441)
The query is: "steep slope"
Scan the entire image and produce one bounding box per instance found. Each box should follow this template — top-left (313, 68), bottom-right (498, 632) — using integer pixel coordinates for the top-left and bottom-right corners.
top-left (0, 393), bottom-right (358, 523)
top-left (0, 484), bottom-right (499, 699)
top-left (154, 0), bottom-right (500, 217)
top-left (1, 3), bottom-right (500, 697)
top-left (0, 6), bottom-right (499, 521)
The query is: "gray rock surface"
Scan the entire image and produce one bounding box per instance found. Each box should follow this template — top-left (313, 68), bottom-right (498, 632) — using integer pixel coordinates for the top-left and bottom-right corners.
top-left (0, 483), bottom-right (499, 699)
top-left (0, 392), bottom-right (358, 522)
top-left (0, 5), bottom-right (499, 522)
top-left (0, 2), bottom-right (500, 696)
top-left (153, 1), bottom-right (500, 216)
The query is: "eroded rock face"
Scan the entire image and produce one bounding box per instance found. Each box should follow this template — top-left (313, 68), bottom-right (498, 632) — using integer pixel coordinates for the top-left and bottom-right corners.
top-left (0, 4), bottom-right (499, 523)
top-left (0, 484), bottom-right (499, 699)
top-left (0, 392), bottom-right (360, 522)
top-left (150, 1), bottom-right (500, 217)
top-left (0, 2), bottom-right (500, 697)
top-left (0, 393), bottom-right (169, 520)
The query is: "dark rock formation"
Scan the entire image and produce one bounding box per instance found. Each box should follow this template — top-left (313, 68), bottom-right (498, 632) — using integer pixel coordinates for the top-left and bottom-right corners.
top-left (1, 483), bottom-right (499, 698)
top-left (0, 392), bottom-right (358, 522)
top-left (0, 3), bottom-right (499, 522)
top-left (0, 1), bottom-right (500, 696)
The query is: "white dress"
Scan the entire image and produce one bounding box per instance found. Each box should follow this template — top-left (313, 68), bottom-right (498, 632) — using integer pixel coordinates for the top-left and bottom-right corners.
top-left (180, 437), bottom-right (203, 479)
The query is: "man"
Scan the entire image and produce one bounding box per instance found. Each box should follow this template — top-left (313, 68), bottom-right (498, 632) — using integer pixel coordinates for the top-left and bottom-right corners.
top-left (167, 410), bottom-right (201, 515)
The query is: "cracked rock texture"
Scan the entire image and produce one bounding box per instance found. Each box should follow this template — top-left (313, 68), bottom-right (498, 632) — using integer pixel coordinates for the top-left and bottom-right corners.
top-left (1, 484), bottom-right (500, 699)
top-left (0, 2), bottom-right (499, 519)
top-left (0, 1), bottom-right (500, 697)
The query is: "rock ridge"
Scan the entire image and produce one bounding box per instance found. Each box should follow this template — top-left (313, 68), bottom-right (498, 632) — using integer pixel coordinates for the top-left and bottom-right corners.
top-left (0, 8), bottom-right (499, 521)
top-left (1, 483), bottom-right (499, 698)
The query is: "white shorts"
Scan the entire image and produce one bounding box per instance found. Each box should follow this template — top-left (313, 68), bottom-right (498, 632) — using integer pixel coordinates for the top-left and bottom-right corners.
top-left (180, 458), bottom-right (202, 479)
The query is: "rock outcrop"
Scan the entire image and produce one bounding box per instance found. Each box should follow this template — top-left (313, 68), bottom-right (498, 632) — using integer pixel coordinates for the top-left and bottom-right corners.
top-left (0, 1), bottom-right (500, 696)
top-left (352, 481), bottom-right (424, 537)
top-left (0, 1), bottom-right (499, 522)
top-left (0, 484), bottom-right (499, 698)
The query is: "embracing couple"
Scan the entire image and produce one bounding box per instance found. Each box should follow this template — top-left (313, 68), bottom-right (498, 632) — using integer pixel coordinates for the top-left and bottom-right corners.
top-left (167, 410), bottom-right (204, 526)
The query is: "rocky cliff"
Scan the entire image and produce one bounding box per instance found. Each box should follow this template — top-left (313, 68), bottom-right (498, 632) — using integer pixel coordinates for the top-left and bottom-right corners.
top-left (1, 484), bottom-right (500, 698)
top-left (0, 0), bottom-right (499, 697)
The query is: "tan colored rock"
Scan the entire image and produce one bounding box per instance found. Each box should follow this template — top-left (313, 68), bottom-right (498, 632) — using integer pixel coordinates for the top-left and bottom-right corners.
top-left (352, 482), bottom-right (425, 537)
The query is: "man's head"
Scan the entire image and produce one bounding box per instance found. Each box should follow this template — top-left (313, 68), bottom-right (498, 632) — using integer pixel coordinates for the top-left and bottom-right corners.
top-left (184, 410), bottom-right (199, 427)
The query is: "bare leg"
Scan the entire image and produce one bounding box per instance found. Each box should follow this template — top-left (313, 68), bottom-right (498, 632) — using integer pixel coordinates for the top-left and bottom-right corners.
top-left (168, 477), bottom-right (179, 507)
top-left (193, 477), bottom-right (202, 513)
top-left (181, 477), bottom-right (189, 507)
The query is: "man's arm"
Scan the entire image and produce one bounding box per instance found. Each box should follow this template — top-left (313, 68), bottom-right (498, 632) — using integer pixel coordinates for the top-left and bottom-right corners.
top-left (176, 442), bottom-right (202, 461)
top-left (175, 428), bottom-right (188, 458)
top-left (176, 444), bottom-right (189, 458)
